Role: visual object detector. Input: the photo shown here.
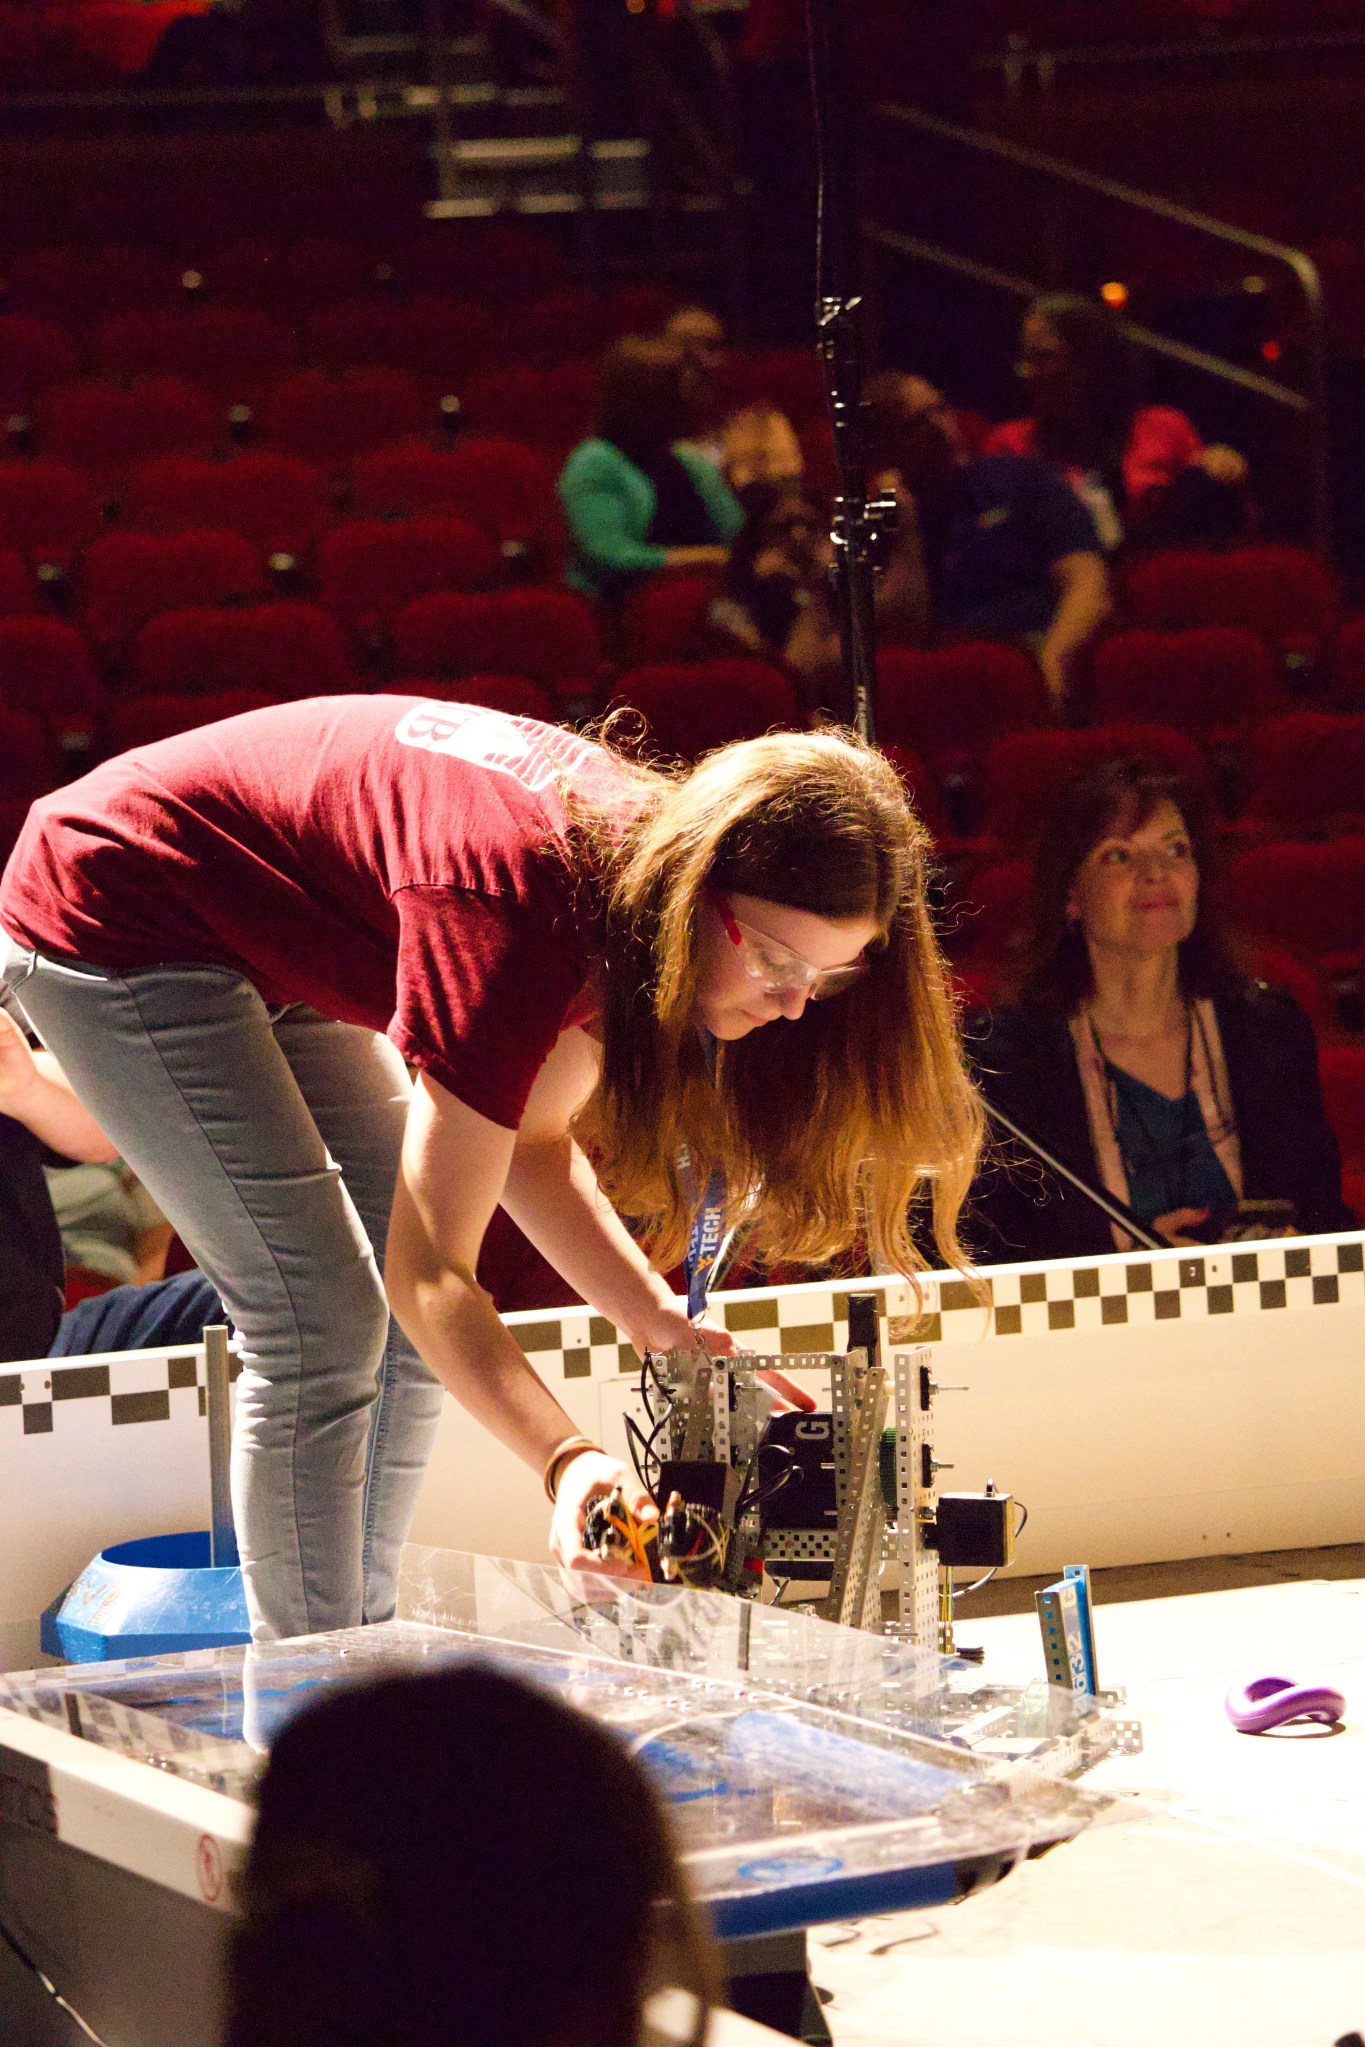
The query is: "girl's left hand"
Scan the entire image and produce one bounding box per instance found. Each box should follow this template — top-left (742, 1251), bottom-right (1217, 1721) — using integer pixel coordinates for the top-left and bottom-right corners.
top-left (626, 1299), bottom-right (816, 1414)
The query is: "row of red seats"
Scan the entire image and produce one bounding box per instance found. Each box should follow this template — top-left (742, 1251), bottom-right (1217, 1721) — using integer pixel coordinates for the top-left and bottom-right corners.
top-left (0, 294), bottom-right (830, 391)
top-left (0, 235), bottom-right (581, 327)
top-left (0, 443), bottom-right (563, 569)
top-left (2, 581), bottom-right (1365, 842)
top-left (0, 360), bottom-right (830, 477)
top-left (0, 598), bottom-right (1360, 857)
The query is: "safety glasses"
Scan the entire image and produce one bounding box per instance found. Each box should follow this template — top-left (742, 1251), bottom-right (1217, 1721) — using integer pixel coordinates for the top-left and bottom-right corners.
top-left (714, 893), bottom-right (871, 1001)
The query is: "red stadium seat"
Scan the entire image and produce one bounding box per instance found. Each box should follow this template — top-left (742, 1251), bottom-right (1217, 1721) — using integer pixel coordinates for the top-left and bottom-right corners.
top-left (610, 659), bottom-right (800, 760)
top-left (608, 282), bottom-right (683, 336)
top-left (79, 529), bottom-right (265, 646)
top-left (42, 377), bottom-right (216, 476)
top-left (380, 674), bottom-right (557, 722)
top-left (619, 573), bottom-right (719, 664)
top-left (730, 347), bottom-right (830, 429)
top-left (92, 307), bottom-right (292, 404)
top-left (352, 437), bottom-right (557, 548)
top-left (389, 588), bottom-right (602, 700)
top-left (875, 643), bottom-right (1050, 778)
top-left (0, 795), bottom-right (32, 866)
top-left (123, 452), bottom-right (330, 561)
top-left (461, 362), bottom-right (597, 451)
top-left (1125, 547), bottom-right (1341, 661)
top-left (1240, 713), bottom-right (1365, 836)
top-left (6, 244), bottom-right (174, 325)
top-left (879, 742), bottom-right (955, 845)
top-left (514, 288), bottom-right (620, 366)
top-left (0, 461), bottom-right (102, 568)
top-left (130, 602), bottom-right (354, 699)
top-left (1318, 1045), bottom-right (1365, 1169)
top-left (0, 545), bottom-right (36, 615)
top-left (304, 297), bottom-right (496, 386)
top-left (104, 689), bottom-right (282, 752)
top-left (317, 517), bottom-right (499, 632)
top-left (0, 616), bottom-right (106, 749)
top-left (1243, 945), bottom-right (1339, 1040)
top-left (262, 369), bottom-right (428, 468)
top-left (1327, 615), bottom-right (1365, 707)
top-left (0, 316), bottom-right (80, 414)
top-left (1224, 837), bottom-right (1365, 976)
top-left (1090, 627), bottom-right (1283, 739)
top-left (0, 705), bottom-right (55, 801)
top-left (950, 858), bottom-right (1033, 977)
top-left (391, 222), bottom-right (568, 302)
top-left (977, 723), bottom-right (1214, 851)
top-left (210, 236), bottom-right (376, 316)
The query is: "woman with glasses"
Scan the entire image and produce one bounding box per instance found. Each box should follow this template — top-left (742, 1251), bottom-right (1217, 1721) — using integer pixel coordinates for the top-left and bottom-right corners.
top-left (0, 698), bottom-right (980, 1639)
top-left (966, 755), bottom-right (1350, 1262)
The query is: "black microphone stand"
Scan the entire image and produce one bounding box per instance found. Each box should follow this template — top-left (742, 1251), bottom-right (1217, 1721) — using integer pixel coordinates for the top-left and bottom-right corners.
top-left (801, 2), bottom-right (1167, 1256)
top-left (987, 1101), bottom-right (1168, 1251)
top-left (804, 0), bottom-right (895, 742)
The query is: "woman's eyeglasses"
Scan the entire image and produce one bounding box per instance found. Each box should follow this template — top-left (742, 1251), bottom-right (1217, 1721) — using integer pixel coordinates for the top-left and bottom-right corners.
top-left (714, 893), bottom-right (871, 1001)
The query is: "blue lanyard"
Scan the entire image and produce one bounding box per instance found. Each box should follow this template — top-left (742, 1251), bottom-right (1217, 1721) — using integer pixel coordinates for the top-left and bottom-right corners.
top-left (681, 1033), bottom-right (726, 1319)
top-left (682, 1162), bottom-right (728, 1320)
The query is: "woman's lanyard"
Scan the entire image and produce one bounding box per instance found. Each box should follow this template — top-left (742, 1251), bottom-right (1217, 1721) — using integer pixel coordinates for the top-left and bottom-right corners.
top-left (681, 1033), bottom-right (727, 1320)
top-left (1090, 1005), bottom-right (1208, 1215)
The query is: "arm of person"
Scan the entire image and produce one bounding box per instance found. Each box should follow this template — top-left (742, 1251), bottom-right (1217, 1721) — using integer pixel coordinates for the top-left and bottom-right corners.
top-left (385, 1036), bottom-right (730, 1574)
top-left (0, 1008), bottom-right (119, 1164)
top-left (1039, 549), bottom-right (1110, 709)
top-left (558, 447), bottom-right (672, 577)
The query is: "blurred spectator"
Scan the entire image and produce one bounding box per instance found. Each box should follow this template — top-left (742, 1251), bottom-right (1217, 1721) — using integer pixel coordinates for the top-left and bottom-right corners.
top-left (144, 0), bottom-right (328, 88)
top-left (558, 337), bottom-right (742, 603)
top-left (662, 308), bottom-right (804, 495)
top-left (867, 372), bottom-right (1109, 708)
top-left (986, 295), bottom-right (1251, 551)
top-left (704, 480), bottom-right (925, 710)
top-left (0, 1002), bottom-right (222, 1360)
top-left (226, 1663), bottom-right (718, 2047)
top-left (966, 756), bottom-right (1352, 1263)
top-left (46, 1160), bottom-right (172, 1288)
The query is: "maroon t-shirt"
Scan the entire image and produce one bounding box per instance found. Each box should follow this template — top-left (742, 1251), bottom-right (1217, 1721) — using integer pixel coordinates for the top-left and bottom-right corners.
top-left (1, 697), bottom-right (636, 1131)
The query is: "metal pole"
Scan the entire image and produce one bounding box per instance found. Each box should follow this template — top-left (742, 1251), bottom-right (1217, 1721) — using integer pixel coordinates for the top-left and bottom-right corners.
top-left (985, 1102), bottom-right (1167, 1251)
top-left (204, 1324), bottom-right (238, 1568)
top-left (805, 0), bottom-right (890, 742)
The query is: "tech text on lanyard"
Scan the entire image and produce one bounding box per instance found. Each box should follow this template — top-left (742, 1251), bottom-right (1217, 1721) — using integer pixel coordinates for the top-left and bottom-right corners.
top-left (681, 1033), bottom-right (727, 1321)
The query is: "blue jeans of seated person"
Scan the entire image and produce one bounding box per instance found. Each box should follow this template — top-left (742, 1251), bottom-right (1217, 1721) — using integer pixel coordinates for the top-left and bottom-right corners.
top-left (51, 1268), bottom-right (225, 1357)
top-left (2, 943), bottom-right (444, 1643)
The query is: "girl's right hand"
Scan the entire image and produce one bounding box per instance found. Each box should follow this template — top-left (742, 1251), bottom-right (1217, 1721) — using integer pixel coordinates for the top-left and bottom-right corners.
top-left (550, 1449), bottom-right (657, 1581)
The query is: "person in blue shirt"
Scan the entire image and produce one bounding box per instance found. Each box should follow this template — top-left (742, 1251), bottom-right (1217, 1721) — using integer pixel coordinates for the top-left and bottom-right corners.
top-left (558, 336), bottom-right (743, 603)
top-left (867, 371), bottom-right (1111, 709)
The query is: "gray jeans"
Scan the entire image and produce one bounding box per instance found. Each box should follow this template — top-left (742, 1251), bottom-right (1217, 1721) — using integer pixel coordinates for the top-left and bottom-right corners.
top-left (2, 940), bottom-right (444, 1642)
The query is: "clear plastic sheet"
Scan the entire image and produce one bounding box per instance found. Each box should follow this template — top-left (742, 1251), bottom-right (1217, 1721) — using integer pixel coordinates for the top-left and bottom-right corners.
top-left (0, 1548), bottom-right (1125, 1935)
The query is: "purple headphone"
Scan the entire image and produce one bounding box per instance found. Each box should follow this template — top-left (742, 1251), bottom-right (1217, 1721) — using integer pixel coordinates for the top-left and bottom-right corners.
top-left (1225, 1675), bottom-right (1346, 1736)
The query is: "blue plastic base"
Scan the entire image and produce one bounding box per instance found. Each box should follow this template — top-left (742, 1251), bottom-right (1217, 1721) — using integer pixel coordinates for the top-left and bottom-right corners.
top-left (42, 1531), bottom-right (250, 1663)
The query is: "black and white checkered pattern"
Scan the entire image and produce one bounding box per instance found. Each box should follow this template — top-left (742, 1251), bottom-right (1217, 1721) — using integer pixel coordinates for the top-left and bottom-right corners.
top-left (0, 1346), bottom-right (239, 1438)
top-left (3, 1236), bottom-right (1360, 1429)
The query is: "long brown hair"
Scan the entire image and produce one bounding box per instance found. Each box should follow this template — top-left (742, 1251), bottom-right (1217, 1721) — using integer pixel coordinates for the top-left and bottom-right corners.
top-left (576, 727), bottom-right (984, 1283)
top-left (1013, 754), bottom-right (1236, 1012)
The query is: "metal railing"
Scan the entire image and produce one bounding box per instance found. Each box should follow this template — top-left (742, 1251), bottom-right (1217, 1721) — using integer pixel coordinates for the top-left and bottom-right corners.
top-left (976, 24), bottom-right (1365, 93)
top-left (863, 102), bottom-right (1330, 553)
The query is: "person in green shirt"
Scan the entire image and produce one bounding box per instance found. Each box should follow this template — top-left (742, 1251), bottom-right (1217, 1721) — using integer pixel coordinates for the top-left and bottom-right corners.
top-left (558, 336), bottom-right (743, 603)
